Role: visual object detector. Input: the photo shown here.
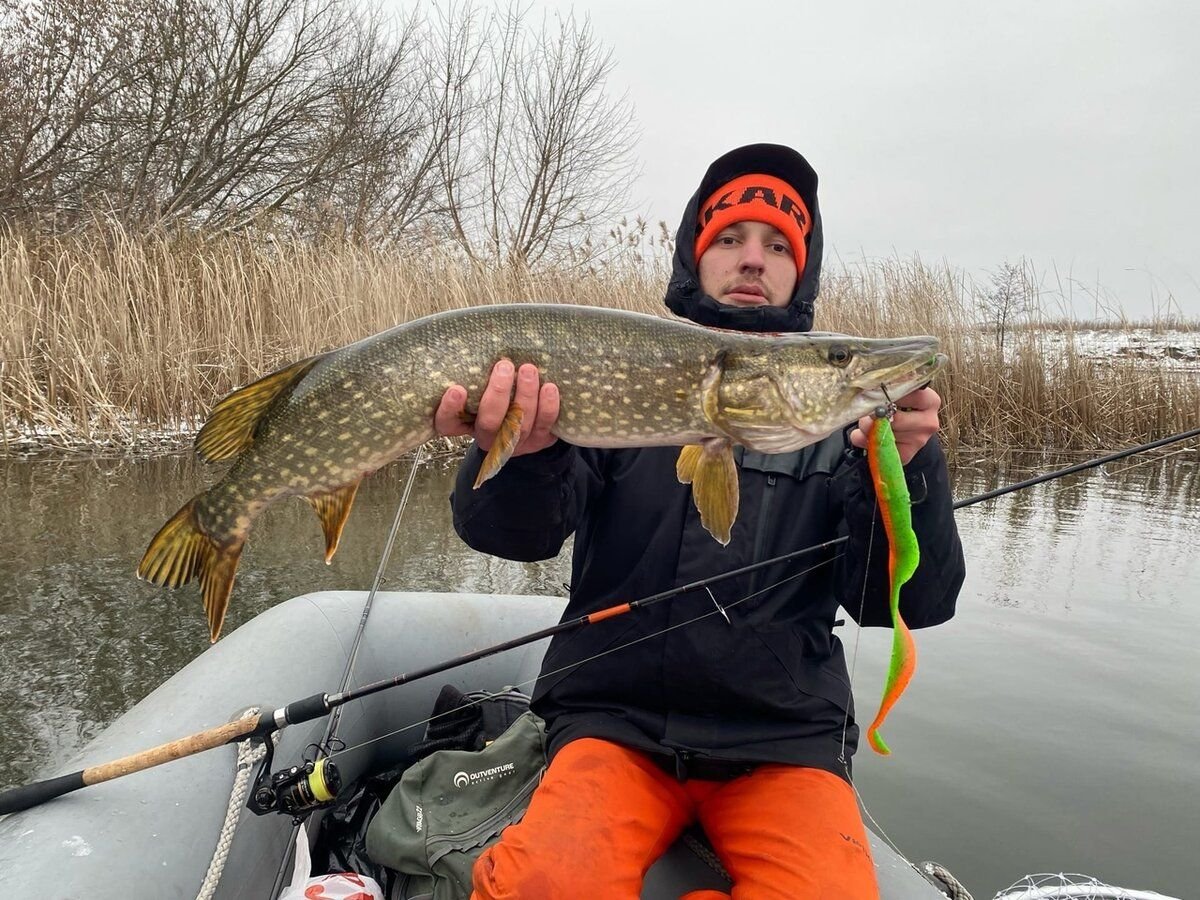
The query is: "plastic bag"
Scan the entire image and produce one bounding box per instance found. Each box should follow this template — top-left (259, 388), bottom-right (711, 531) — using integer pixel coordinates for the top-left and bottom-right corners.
top-left (280, 822), bottom-right (384, 900)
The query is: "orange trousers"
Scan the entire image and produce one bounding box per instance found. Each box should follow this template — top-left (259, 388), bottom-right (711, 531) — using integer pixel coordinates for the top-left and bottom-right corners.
top-left (470, 738), bottom-right (879, 900)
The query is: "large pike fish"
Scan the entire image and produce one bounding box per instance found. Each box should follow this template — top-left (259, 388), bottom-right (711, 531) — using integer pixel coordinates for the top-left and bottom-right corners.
top-left (139, 303), bottom-right (945, 641)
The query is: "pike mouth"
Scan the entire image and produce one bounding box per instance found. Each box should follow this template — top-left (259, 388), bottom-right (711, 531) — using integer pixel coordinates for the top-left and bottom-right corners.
top-left (858, 351), bottom-right (948, 403)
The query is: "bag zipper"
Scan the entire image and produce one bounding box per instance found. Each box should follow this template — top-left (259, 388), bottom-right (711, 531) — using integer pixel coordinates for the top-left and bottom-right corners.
top-left (425, 768), bottom-right (544, 866)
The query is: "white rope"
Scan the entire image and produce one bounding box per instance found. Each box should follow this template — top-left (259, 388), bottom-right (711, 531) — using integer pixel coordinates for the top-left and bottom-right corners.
top-left (196, 708), bottom-right (272, 900)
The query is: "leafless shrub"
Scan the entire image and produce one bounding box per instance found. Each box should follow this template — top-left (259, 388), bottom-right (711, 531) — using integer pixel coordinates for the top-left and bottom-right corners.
top-left (0, 0), bottom-right (637, 256)
top-left (437, 4), bottom-right (639, 266)
top-left (977, 260), bottom-right (1036, 352)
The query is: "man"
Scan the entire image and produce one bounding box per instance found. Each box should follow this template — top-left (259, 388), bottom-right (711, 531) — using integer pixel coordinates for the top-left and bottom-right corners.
top-left (434, 143), bottom-right (966, 899)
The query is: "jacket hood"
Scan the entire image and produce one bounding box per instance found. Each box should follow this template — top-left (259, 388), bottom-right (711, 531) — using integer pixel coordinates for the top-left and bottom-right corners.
top-left (663, 143), bottom-right (823, 333)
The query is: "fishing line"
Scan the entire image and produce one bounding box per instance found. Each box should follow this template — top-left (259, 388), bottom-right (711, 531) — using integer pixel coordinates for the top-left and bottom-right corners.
top-left (269, 446), bottom-right (425, 900)
top-left (312, 428), bottom-right (1200, 778)
top-left (9, 428), bottom-right (1199, 822)
top-left (845, 769), bottom-right (911, 872)
top-left (323, 555), bottom-right (843, 765)
top-left (1042, 443), bottom-right (1195, 498)
top-left (840, 495), bottom-right (878, 766)
top-left (838, 428), bottom-right (1200, 879)
top-left (952, 425), bottom-right (1200, 510)
top-left (334, 445), bottom-right (425, 713)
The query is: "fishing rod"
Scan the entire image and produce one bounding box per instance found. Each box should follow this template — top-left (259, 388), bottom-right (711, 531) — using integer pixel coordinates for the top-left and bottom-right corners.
top-left (2, 424), bottom-right (1196, 818)
top-left (0, 534), bottom-right (849, 817)
top-left (951, 424), bottom-right (1200, 510)
top-left (262, 446), bottom-right (427, 899)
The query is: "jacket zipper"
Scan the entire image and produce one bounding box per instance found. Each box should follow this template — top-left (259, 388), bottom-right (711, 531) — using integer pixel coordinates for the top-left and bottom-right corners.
top-left (748, 473), bottom-right (777, 597)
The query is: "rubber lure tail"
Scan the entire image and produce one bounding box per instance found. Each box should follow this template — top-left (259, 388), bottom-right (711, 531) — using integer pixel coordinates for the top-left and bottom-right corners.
top-left (865, 412), bottom-right (920, 755)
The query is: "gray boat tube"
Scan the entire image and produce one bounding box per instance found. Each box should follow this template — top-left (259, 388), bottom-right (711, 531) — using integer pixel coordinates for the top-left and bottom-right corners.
top-left (0, 591), bottom-right (946, 899)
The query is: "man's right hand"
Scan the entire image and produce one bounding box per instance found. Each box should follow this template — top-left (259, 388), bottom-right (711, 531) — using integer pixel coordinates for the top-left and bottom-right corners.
top-left (434, 358), bottom-right (561, 455)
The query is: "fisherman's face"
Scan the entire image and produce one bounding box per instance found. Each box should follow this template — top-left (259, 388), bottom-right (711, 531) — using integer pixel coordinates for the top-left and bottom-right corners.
top-left (698, 220), bottom-right (799, 309)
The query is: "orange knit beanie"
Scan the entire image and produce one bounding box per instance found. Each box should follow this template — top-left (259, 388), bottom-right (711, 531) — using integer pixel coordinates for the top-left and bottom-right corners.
top-left (694, 173), bottom-right (812, 274)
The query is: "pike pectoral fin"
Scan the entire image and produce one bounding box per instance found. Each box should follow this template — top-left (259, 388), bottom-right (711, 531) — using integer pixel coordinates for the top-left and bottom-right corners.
top-left (473, 402), bottom-right (525, 489)
top-left (676, 440), bottom-right (739, 546)
top-left (304, 481), bottom-right (361, 563)
top-left (137, 496), bottom-right (245, 643)
top-left (195, 353), bottom-right (328, 462)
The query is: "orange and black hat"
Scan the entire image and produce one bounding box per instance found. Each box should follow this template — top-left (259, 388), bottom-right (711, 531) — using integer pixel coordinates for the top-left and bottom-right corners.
top-left (665, 143), bottom-right (822, 333)
top-left (693, 173), bottom-right (812, 274)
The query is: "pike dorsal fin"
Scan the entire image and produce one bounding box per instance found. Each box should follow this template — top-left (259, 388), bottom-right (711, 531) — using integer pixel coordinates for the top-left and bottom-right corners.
top-left (195, 353), bottom-right (327, 462)
top-left (304, 481), bottom-right (361, 563)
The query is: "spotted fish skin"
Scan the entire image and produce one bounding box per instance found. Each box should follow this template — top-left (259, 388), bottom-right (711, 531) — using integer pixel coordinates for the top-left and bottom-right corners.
top-left (138, 303), bottom-right (945, 641)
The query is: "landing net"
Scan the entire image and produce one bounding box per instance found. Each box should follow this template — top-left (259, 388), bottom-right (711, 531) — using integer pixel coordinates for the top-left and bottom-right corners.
top-left (991, 873), bottom-right (1183, 900)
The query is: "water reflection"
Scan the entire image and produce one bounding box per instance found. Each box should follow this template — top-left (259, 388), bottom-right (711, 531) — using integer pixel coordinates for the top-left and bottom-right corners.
top-left (1, 446), bottom-right (1198, 897)
top-left (0, 453), bottom-right (570, 786)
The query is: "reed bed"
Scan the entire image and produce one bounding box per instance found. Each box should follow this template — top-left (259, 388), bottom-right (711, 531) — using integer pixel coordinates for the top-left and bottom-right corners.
top-left (2, 224), bottom-right (1196, 456)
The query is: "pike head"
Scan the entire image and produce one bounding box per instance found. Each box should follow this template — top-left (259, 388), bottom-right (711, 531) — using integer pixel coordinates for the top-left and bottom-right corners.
top-left (707, 333), bottom-right (947, 453)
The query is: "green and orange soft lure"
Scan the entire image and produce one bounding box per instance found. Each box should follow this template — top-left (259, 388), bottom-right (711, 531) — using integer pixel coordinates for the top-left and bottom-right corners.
top-left (865, 408), bottom-right (920, 755)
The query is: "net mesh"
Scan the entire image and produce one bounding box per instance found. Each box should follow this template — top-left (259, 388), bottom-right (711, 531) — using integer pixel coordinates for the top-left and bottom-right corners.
top-left (990, 873), bottom-right (1183, 900)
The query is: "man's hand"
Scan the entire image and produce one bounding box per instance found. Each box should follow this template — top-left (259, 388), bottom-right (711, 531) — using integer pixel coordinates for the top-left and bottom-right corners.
top-left (434, 359), bottom-right (560, 455)
top-left (849, 387), bottom-right (942, 465)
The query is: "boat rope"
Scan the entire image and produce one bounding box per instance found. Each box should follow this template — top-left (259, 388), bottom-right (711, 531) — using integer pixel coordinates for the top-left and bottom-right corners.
top-left (5, 430), bottom-right (1198, 834)
top-left (197, 707), bottom-right (276, 900)
top-left (920, 861), bottom-right (975, 899)
top-left (991, 872), bottom-right (1183, 900)
top-left (681, 830), bottom-right (733, 886)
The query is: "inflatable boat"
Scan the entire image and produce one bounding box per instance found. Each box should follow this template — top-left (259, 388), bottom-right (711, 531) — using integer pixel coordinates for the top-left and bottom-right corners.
top-left (0, 591), bottom-right (950, 898)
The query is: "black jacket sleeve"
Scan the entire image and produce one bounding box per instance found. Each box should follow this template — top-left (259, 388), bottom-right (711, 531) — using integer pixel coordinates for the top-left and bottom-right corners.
top-left (449, 440), bottom-right (606, 562)
top-left (833, 434), bottom-right (965, 628)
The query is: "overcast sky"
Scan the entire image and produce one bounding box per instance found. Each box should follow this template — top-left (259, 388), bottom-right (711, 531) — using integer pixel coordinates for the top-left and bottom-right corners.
top-left (516, 0), bottom-right (1200, 319)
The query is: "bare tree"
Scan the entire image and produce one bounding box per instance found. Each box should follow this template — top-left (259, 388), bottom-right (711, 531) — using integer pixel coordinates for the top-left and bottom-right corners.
top-left (443, 6), bottom-right (639, 266)
top-left (140, 0), bottom-right (418, 230)
top-left (0, 0), bottom-right (154, 221)
top-left (0, 0), bottom-right (434, 231)
top-left (298, 2), bottom-right (484, 245)
top-left (0, 0), bottom-right (640, 254)
top-left (979, 260), bottom-right (1035, 353)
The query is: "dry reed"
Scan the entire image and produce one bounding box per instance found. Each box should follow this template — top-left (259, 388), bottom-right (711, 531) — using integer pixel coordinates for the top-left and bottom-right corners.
top-left (2, 224), bottom-right (1196, 457)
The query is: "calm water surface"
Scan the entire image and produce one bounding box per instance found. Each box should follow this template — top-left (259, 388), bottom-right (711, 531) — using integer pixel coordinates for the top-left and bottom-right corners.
top-left (1, 448), bottom-right (1197, 897)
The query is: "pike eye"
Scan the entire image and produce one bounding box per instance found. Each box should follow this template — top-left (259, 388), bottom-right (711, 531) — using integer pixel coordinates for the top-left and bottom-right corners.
top-left (828, 345), bottom-right (852, 367)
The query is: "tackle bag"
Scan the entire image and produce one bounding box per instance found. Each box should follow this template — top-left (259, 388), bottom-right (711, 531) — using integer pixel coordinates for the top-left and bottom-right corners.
top-left (364, 690), bottom-right (547, 900)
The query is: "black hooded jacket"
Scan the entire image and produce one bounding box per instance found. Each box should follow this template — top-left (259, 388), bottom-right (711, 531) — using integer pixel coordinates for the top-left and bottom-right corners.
top-left (450, 144), bottom-right (965, 780)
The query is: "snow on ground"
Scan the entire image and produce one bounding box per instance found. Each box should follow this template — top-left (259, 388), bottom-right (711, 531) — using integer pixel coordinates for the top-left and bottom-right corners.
top-left (1057, 328), bottom-right (1197, 369)
top-left (1004, 327), bottom-right (1200, 372)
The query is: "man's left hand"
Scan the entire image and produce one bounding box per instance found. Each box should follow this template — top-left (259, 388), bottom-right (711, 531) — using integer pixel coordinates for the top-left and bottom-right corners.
top-left (849, 387), bottom-right (942, 465)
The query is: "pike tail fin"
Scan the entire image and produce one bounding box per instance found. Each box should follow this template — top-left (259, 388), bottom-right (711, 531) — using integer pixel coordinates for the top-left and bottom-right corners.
top-left (676, 439), bottom-right (738, 546)
top-left (137, 496), bottom-right (245, 643)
